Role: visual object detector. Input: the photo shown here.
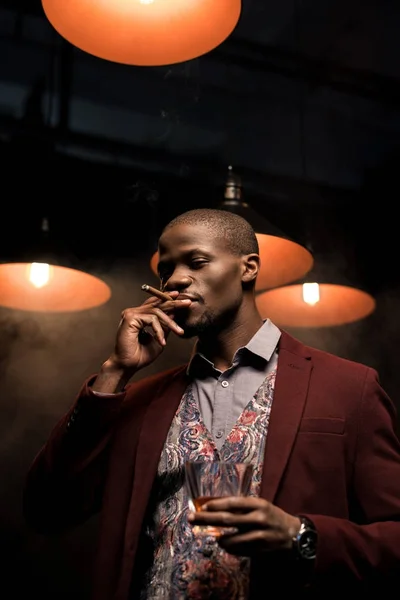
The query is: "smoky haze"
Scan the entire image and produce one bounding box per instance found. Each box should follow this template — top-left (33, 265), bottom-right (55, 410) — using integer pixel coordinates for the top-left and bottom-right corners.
top-left (0, 259), bottom-right (399, 599)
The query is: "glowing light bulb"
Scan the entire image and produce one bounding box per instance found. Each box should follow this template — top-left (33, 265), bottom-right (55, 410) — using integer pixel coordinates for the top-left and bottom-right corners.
top-left (28, 262), bottom-right (51, 288)
top-left (302, 282), bottom-right (320, 305)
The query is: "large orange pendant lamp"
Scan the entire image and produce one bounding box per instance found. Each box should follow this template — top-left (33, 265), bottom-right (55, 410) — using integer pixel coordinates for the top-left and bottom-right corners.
top-left (41, 0), bottom-right (242, 66)
top-left (256, 272), bottom-right (376, 328)
top-left (149, 167), bottom-right (314, 291)
top-left (0, 218), bottom-right (111, 313)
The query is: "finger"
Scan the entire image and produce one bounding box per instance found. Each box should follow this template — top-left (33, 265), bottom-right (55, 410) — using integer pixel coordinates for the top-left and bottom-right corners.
top-left (140, 316), bottom-right (168, 347)
top-left (158, 299), bottom-right (192, 313)
top-left (122, 301), bottom-right (190, 344)
top-left (142, 296), bottom-right (191, 316)
top-left (141, 294), bottom-right (177, 307)
top-left (150, 307), bottom-right (187, 336)
top-left (218, 530), bottom-right (272, 555)
top-left (201, 496), bottom-right (266, 513)
top-left (140, 289), bottom-right (179, 306)
top-left (136, 307), bottom-right (186, 345)
top-left (188, 508), bottom-right (267, 530)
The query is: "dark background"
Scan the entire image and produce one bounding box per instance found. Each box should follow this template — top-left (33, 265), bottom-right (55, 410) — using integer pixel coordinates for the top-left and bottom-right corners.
top-left (1, 0), bottom-right (400, 597)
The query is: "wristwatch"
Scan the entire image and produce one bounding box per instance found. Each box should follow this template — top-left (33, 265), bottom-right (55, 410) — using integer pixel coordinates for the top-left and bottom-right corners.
top-left (292, 516), bottom-right (318, 561)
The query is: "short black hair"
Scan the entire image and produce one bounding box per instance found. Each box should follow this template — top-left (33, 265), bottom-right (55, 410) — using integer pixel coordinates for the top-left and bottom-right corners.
top-left (162, 208), bottom-right (259, 256)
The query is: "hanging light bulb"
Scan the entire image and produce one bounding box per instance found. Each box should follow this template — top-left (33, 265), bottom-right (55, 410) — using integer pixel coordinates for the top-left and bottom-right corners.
top-left (26, 218), bottom-right (52, 290)
top-left (28, 262), bottom-right (51, 288)
top-left (0, 217), bottom-right (111, 313)
top-left (302, 281), bottom-right (320, 305)
top-left (41, 0), bottom-right (242, 66)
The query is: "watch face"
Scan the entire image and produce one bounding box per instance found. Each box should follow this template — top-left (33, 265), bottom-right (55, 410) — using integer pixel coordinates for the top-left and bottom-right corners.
top-left (298, 529), bottom-right (318, 559)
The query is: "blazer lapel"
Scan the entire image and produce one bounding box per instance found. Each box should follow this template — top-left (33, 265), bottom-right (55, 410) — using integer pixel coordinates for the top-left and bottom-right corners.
top-left (129, 366), bottom-right (189, 527)
top-left (260, 335), bottom-right (312, 502)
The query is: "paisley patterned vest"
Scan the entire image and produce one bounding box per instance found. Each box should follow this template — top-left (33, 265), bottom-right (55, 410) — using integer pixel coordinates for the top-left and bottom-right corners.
top-left (138, 368), bottom-right (276, 599)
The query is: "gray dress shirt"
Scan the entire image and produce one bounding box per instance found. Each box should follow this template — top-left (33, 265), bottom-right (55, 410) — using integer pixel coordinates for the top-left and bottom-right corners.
top-left (187, 319), bottom-right (281, 450)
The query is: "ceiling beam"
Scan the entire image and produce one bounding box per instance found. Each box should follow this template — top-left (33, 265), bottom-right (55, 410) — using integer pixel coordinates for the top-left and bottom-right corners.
top-left (214, 37), bottom-right (400, 106)
top-left (0, 112), bottom-right (358, 210)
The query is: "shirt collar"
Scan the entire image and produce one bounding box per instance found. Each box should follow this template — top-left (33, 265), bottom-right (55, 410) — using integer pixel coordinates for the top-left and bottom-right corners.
top-left (187, 319), bottom-right (281, 376)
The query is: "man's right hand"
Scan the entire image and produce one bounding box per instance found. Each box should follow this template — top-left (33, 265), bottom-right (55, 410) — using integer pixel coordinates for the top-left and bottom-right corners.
top-left (91, 292), bottom-right (191, 393)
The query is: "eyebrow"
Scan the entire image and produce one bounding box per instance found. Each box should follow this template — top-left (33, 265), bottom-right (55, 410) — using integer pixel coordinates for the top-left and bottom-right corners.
top-left (185, 247), bottom-right (212, 256)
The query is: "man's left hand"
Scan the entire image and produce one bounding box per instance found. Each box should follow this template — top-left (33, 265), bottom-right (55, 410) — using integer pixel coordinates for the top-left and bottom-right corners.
top-left (188, 496), bottom-right (301, 557)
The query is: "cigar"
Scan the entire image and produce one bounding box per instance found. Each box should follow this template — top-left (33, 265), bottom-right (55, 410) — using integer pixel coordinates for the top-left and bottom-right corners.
top-left (141, 284), bottom-right (173, 301)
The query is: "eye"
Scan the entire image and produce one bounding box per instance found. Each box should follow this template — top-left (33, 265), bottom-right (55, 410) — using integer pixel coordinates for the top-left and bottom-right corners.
top-left (190, 259), bottom-right (208, 270)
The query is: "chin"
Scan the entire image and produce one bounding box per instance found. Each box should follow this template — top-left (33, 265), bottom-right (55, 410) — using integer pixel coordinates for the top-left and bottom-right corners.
top-left (180, 318), bottom-right (216, 339)
top-left (176, 310), bottom-right (218, 339)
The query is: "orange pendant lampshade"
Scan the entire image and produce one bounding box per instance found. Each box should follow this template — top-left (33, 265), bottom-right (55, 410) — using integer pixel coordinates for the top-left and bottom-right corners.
top-left (0, 218), bottom-right (111, 313)
top-left (256, 282), bottom-right (376, 328)
top-left (41, 0), bottom-right (242, 66)
top-left (0, 263), bottom-right (111, 313)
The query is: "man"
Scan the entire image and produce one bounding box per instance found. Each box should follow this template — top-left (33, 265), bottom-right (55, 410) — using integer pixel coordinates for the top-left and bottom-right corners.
top-left (23, 208), bottom-right (400, 599)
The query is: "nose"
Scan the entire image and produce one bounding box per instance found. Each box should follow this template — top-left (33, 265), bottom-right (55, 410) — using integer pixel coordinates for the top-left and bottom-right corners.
top-left (164, 267), bottom-right (192, 291)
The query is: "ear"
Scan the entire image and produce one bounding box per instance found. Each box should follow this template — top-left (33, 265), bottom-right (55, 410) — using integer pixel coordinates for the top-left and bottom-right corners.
top-left (241, 253), bottom-right (260, 284)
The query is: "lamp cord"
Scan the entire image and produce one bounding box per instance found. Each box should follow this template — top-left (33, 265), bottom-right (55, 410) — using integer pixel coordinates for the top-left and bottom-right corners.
top-left (294, 0), bottom-right (308, 181)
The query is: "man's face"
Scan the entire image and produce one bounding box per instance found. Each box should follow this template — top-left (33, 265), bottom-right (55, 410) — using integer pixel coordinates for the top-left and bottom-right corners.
top-left (157, 222), bottom-right (246, 338)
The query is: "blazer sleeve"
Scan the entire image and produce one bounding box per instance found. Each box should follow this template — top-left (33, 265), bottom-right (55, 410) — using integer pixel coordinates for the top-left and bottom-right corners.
top-left (23, 375), bottom-right (127, 535)
top-left (307, 366), bottom-right (400, 590)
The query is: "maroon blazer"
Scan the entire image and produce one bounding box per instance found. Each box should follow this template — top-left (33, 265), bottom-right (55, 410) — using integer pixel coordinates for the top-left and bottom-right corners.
top-left (23, 331), bottom-right (400, 599)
